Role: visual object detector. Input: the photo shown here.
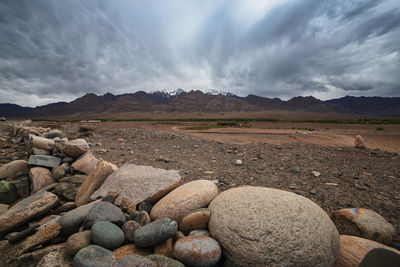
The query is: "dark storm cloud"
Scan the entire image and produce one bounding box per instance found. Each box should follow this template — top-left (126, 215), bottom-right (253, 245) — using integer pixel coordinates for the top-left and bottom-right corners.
top-left (0, 0), bottom-right (399, 106)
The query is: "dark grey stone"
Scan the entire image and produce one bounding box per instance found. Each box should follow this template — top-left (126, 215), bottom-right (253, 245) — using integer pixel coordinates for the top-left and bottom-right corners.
top-left (6, 223), bottom-right (39, 243)
top-left (28, 155), bottom-right (61, 168)
top-left (59, 202), bottom-right (95, 236)
top-left (72, 245), bottom-right (116, 267)
top-left (91, 221), bottom-right (125, 250)
top-left (84, 202), bottom-right (126, 229)
top-left (134, 218), bottom-right (178, 247)
top-left (359, 248), bottom-right (400, 267)
top-left (138, 201), bottom-right (152, 214)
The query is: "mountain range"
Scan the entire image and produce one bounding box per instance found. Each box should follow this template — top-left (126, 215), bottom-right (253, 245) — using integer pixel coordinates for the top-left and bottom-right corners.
top-left (1, 90), bottom-right (400, 118)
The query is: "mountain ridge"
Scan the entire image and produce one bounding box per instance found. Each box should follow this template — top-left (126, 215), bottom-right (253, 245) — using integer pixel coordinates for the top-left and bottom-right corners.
top-left (1, 90), bottom-right (400, 118)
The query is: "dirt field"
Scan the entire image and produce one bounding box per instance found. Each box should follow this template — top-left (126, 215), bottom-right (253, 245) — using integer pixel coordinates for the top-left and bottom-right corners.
top-left (2, 119), bottom-right (400, 237)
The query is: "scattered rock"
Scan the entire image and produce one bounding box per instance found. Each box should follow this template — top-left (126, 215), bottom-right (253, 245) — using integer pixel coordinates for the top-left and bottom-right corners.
top-left (31, 148), bottom-right (51, 155)
top-left (0, 191), bottom-right (58, 235)
top-left (134, 218), bottom-right (178, 247)
top-left (0, 180), bottom-right (19, 205)
top-left (29, 134), bottom-right (55, 151)
top-left (334, 235), bottom-right (400, 267)
top-left (84, 201), bottom-right (126, 229)
top-left (312, 171), bottom-right (321, 177)
top-left (235, 159), bottom-right (242, 166)
top-left (114, 244), bottom-right (152, 261)
top-left (28, 155), bottom-right (61, 168)
top-left (63, 139), bottom-right (89, 158)
top-left (65, 230), bottom-right (92, 257)
top-left (179, 208), bottom-right (211, 234)
top-left (29, 167), bottom-right (55, 194)
top-left (122, 220), bottom-right (141, 242)
top-left (72, 153), bottom-right (99, 174)
top-left (189, 230), bottom-right (211, 237)
top-left (55, 174), bottom-right (87, 201)
top-left (0, 160), bottom-right (28, 179)
top-left (52, 165), bottom-right (65, 181)
top-left (58, 202), bottom-right (96, 236)
top-left (173, 236), bottom-right (221, 267)
top-left (147, 254), bottom-right (185, 267)
top-left (115, 254), bottom-right (155, 267)
top-left (359, 248), bottom-right (400, 267)
top-left (73, 245), bottom-right (116, 267)
top-left (37, 250), bottom-right (72, 267)
top-left (91, 164), bottom-right (181, 206)
top-left (151, 180), bottom-right (218, 221)
top-left (154, 237), bottom-right (173, 257)
top-left (75, 159), bottom-right (118, 207)
top-left (355, 135), bottom-right (367, 149)
top-left (208, 186), bottom-right (340, 266)
top-left (91, 221), bottom-right (125, 250)
top-left (331, 208), bottom-right (396, 245)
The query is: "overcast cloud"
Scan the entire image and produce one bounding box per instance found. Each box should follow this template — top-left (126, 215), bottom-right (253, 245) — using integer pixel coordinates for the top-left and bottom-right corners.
top-left (0, 0), bottom-right (399, 107)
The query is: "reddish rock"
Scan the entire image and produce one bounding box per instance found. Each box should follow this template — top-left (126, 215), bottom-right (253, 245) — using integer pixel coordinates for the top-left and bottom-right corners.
top-left (75, 159), bottom-right (117, 207)
top-left (151, 180), bottom-right (218, 222)
top-left (29, 167), bottom-right (55, 194)
top-left (62, 139), bottom-right (89, 157)
top-left (114, 244), bottom-right (152, 261)
top-left (154, 238), bottom-right (173, 257)
top-left (334, 235), bottom-right (400, 267)
top-left (173, 236), bottom-right (221, 267)
top-left (17, 243), bottom-right (66, 267)
top-left (0, 191), bottom-right (58, 235)
top-left (122, 221), bottom-right (141, 242)
top-left (116, 254), bottom-right (155, 267)
top-left (331, 208), bottom-right (396, 245)
top-left (0, 160), bottom-right (28, 179)
top-left (355, 135), bottom-right (366, 148)
top-left (179, 208), bottom-right (211, 234)
top-left (37, 250), bottom-right (72, 267)
top-left (65, 230), bottom-right (91, 257)
top-left (72, 152), bottom-right (99, 175)
top-left (91, 164), bottom-right (181, 206)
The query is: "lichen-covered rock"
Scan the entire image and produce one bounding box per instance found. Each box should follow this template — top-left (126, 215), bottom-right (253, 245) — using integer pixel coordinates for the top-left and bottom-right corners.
top-left (37, 250), bottom-right (72, 267)
top-left (114, 244), bottom-right (152, 261)
top-left (29, 167), bottom-right (55, 194)
top-left (209, 186), bottom-right (339, 266)
top-left (73, 245), bottom-right (116, 267)
top-left (0, 180), bottom-right (19, 205)
top-left (55, 175), bottom-right (86, 201)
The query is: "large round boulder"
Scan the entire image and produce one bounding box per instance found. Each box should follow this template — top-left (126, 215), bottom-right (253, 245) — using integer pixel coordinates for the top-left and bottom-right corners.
top-left (208, 186), bottom-right (340, 266)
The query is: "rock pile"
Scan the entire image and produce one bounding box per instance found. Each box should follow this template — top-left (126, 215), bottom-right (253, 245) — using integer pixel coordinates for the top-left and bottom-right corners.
top-left (0, 122), bottom-right (398, 266)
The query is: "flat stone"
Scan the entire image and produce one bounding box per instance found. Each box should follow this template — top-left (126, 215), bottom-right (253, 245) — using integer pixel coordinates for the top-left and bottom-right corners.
top-left (72, 153), bottom-right (99, 175)
top-left (0, 160), bottom-right (28, 179)
top-left (335, 235), bottom-right (400, 267)
top-left (66, 230), bottom-right (92, 257)
top-left (58, 202), bottom-right (96, 236)
top-left (114, 244), bottom-right (152, 261)
top-left (154, 237), bottom-right (173, 257)
top-left (0, 180), bottom-right (19, 205)
top-left (28, 155), bottom-right (61, 168)
top-left (147, 254), bottom-right (185, 267)
top-left (75, 160), bottom-right (118, 207)
top-left (37, 250), bottom-right (72, 267)
top-left (134, 218), bottom-right (178, 247)
top-left (115, 254), bottom-right (155, 267)
top-left (73, 245), bottom-right (116, 267)
top-left (31, 148), bottom-right (51, 155)
top-left (122, 220), bottom-right (141, 242)
top-left (173, 236), bottom-right (221, 267)
top-left (91, 221), bottom-right (125, 250)
top-left (331, 208), bottom-right (396, 245)
top-left (359, 248), bottom-right (400, 267)
top-left (62, 139), bottom-right (89, 158)
top-left (0, 191), bottom-right (58, 235)
top-left (0, 223), bottom-right (61, 266)
top-left (179, 208), bottom-right (211, 234)
top-left (208, 186), bottom-right (339, 266)
top-left (29, 135), bottom-right (55, 151)
top-left (16, 243), bottom-right (66, 267)
top-left (91, 164), bottom-right (181, 206)
top-left (83, 201), bottom-right (126, 229)
top-left (151, 180), bottom-right (218, 222)
top-left (29, 167), bottom-right (55, 194)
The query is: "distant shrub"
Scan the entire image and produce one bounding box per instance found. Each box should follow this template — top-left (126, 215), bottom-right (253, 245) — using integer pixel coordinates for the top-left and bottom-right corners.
top-left (376, 127), bottom-right (384, 131)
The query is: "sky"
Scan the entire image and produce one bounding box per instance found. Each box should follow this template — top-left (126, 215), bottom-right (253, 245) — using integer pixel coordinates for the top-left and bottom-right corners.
top-left (0, 0), bottom-right (399, 107)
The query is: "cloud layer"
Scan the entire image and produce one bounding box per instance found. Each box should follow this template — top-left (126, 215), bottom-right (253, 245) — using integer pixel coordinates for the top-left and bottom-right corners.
top-left (0, 0), bottom-right (399, 106)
